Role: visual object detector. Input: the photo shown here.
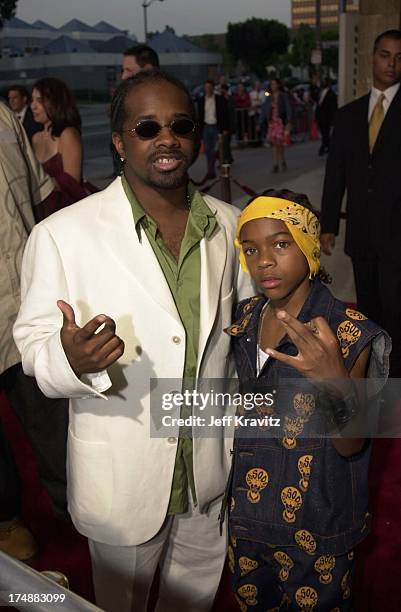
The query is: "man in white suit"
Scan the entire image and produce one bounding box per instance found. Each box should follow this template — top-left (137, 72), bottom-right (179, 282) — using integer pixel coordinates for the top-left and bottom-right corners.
top-left (14, 71), bottom-right (253, 612)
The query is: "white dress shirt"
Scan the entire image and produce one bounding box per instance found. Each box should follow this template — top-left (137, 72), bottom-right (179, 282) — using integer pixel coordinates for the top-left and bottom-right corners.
top-left (249, 89), bottom-right (265, 116)
top-left (257, 346), bottom-right (270, 376)
top-left (204, 95), bottom-right (217, 125)
top-left (319, 87), bottom-right (329, 105)
top-left (368, 82), bottom-right (400, 120)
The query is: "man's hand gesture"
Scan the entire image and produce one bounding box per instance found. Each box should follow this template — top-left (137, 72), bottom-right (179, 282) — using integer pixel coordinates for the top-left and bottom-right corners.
top-left (57, 300), bottom-right (125, 377)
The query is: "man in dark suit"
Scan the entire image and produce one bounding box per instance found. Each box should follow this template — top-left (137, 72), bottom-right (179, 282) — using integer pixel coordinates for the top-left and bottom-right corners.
top-left (315, 77), bottom-right (337, 155)
top-left (197, 80), bottom-right (229, 181)
top-left (7, 85), bottom-right (42, 143)
top-left (320, 29), bottom-right (401, 376)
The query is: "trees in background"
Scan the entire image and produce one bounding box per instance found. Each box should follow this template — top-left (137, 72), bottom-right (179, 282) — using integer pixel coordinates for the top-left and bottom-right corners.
top-left (321, 29), bottom-right (339, 74)
top-left (0, 0), bottom-right (17, 27)
top-left (290, 24), bottom-right (339, 79)
top-left (290, 24), bottom-right (316, 77)
top-left (226, 18), bottom-right (289, 77)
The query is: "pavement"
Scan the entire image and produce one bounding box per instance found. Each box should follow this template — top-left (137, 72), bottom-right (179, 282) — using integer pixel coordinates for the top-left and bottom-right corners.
top-left (84, 138), bottom-right (355, 304)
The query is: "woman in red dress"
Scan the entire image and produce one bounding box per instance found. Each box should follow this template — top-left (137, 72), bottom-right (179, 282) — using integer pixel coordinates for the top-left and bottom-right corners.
top-left (264, 78), bottom-right (292, 173)
top-left (31, 77), bottom-right (96, 219)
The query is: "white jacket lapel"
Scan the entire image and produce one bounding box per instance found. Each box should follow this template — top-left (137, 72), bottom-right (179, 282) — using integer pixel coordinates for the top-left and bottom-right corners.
top-left (198, 222), bottom-right (226, 363)
top-left (98, 179), bottom-right (181, 324)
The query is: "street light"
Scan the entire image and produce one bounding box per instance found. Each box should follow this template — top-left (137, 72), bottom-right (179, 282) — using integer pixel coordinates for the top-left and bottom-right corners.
top-left (142, 0), bottom-right (164, 43)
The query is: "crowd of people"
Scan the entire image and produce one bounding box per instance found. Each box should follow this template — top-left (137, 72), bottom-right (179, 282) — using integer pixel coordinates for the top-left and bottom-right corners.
top-left (0, 27), bottom-right (401, 612)
top-left (192, 72), bottom-right (337, 180)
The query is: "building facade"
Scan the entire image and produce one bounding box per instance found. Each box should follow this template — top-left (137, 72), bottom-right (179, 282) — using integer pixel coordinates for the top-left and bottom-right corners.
top-left (0, 19), bottom-right (221, 95)
top-left (0, 17), bottom-right (130, 56)
top-left (338, 0), bottom-right (401, 105)
top-left (357, 0), bottom-right (401, 95)
top-left (292, 0), bottom-right (359, 29)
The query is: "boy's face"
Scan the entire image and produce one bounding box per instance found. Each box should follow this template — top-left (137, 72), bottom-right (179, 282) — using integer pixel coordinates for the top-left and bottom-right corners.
top-left (240, 217), bottom-right (310, 302)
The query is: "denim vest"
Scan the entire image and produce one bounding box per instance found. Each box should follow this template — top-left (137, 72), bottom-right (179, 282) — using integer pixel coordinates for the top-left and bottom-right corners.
top-left (225, 280), bottom-right (391, 556)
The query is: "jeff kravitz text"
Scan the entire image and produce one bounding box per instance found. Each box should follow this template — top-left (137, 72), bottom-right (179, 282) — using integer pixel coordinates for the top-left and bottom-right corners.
top-left (161, 414), bottom-right (281, 427)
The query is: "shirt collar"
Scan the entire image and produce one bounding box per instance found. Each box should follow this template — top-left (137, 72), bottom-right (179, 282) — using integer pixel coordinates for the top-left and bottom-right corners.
top-left (227, 280), bottom-right (333, 344)
top-left (16, 105), bottom-right (28, 121)
top-left (371, 82), bottom-right (400, 105)
top-left (121, 174), bottom-right (217, 242)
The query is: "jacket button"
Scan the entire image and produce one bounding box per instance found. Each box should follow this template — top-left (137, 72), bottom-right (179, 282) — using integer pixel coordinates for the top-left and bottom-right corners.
top-left (172, 336), bottom-right (181, 344)
top-left (167, 437), bottom-right (177, 444)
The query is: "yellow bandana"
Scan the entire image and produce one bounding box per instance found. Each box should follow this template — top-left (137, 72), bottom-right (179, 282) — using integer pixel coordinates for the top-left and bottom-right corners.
top-left (235, 196), bottom-right (321, 278)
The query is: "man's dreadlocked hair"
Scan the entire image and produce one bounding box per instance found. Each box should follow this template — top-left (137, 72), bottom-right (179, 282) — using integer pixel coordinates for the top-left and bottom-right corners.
top-left (253, 188), bottom-right (332, 284)
top-left (110, 70), bottom-right (201, 173)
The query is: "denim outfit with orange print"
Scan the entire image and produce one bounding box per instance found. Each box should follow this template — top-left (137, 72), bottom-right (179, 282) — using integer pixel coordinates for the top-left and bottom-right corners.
top-left (224, 280), bottom-right (390, 611)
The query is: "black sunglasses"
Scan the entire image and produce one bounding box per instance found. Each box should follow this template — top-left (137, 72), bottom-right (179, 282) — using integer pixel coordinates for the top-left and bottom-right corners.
top-left (125, 118), bottom-right (196, 140)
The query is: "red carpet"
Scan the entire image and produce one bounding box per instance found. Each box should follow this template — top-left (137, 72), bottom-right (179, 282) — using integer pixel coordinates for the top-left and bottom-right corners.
top-left (1, 391), bottom-right (400, 611)
top-left (353, 438), bottom-right (401, 610)
top-left (0, 392), bottom-right (94, 603)
top-left (0, 391), bottom-right (238, 610)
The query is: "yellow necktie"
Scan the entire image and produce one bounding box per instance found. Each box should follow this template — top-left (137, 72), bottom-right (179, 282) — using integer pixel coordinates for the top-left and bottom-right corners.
top-left (369, 93), bottom-right (385, 152)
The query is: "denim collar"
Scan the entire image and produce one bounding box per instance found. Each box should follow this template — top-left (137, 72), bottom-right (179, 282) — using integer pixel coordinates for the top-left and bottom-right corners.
top-left (228, 280), bottom-right (336, 376)
top-left (228, 280), bottom-right (334, 339)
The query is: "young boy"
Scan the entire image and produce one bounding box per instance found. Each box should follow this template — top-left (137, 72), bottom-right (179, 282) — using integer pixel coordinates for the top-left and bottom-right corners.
top-left (224, 190), bottom-right (391, 611)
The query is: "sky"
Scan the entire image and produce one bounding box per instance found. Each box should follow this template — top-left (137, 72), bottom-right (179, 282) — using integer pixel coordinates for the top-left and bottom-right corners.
top-left (16, 0), bottom-right (291, 39)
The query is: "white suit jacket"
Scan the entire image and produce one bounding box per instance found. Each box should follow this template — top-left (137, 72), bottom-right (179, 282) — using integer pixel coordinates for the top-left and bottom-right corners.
top-left (14, 177), bottom-right (253, 546)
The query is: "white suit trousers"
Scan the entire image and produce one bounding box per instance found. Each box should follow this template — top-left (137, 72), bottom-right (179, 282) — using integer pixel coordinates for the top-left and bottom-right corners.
top-left (88, 496), bottom-right (227, 612)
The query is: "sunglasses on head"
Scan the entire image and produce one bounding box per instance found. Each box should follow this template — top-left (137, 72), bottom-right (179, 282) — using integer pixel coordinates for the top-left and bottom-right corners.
top-left (125, 117), bottom-right (196, 140)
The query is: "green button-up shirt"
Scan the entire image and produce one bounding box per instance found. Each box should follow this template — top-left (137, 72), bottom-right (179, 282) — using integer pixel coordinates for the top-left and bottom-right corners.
top-left (122, 175), bottom-right (217, 514)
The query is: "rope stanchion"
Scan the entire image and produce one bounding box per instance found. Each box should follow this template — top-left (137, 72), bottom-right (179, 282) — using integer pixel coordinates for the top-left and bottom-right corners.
top-left (231, 178), bottom-right (258, 197)
top-left (190, 178), bottom-right (220, 193)
top-left (191, 176), bottom-right (257, 199)
top-left (219, 163), bottom-right (232, 204)
top-left (194, 177), bottom-right (347, 223)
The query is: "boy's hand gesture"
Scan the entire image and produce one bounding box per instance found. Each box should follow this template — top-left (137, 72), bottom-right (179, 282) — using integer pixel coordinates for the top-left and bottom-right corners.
top-left (265, 310), bottom-right (348, 381)
top-left (57, 300), bottom-right (125, 377)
